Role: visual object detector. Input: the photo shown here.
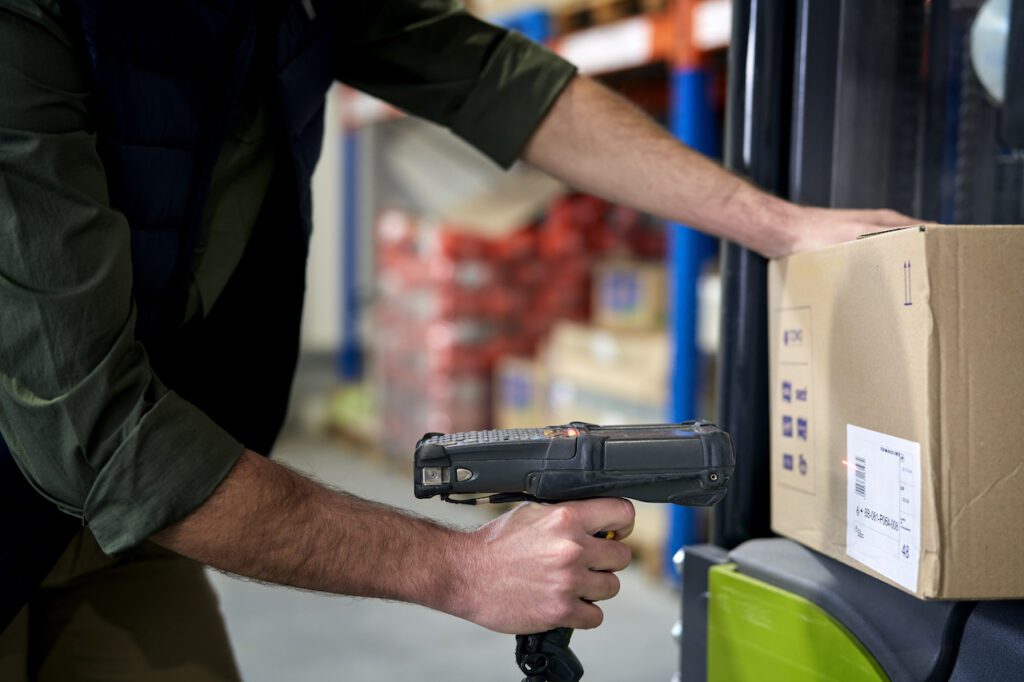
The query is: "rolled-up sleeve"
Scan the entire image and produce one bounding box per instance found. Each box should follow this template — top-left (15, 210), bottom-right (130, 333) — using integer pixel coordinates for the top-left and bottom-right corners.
top-left (338, 0), bottom-right (577, 168)
top-left (0, 6), bottom-right (244, 555)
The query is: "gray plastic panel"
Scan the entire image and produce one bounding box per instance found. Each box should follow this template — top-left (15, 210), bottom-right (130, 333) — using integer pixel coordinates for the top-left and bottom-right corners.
top-left (950, 602), bottom-right (1024, 680)
top-left (678, 544), bottom-right (729, 682)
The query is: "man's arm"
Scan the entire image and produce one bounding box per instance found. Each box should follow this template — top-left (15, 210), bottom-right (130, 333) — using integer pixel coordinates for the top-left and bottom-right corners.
top-left (523, 77), bottom-right (915, 258)
top-left (153, 451), bottom-right (634, 635)
top-left (0, 3), bottom-right (631, 637)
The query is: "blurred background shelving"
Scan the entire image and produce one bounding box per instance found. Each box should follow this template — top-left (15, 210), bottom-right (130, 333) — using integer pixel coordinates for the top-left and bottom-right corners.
top-left (295, 0), bottom-right (733, 581)
top-left (259, 1), bottom-right (1024, 679)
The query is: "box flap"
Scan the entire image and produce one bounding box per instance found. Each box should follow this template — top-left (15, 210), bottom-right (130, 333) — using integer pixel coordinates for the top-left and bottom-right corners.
top-left (856, 224), bottom-right (928, 240)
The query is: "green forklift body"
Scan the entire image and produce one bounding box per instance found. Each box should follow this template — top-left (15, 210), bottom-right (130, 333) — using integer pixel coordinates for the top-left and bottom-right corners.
top-left (707, 564), bottom-right (887, 682)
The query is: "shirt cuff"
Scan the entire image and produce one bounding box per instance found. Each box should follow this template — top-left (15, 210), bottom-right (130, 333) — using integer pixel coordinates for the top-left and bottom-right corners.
top-left (83, 391), bottom-right (245, 555)
top-left (451, 31), bottom-right (577, 169)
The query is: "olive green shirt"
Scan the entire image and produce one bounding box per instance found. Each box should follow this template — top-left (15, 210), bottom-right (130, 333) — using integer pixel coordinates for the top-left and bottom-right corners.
top-left (0, 0), bottom-right (575, 553)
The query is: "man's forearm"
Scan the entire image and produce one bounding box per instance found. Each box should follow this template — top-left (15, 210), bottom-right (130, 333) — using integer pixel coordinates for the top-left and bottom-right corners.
top-left (523, 76), bottom-right (793, 253)
top-left (153, 451), bottom-right (466, 616)
top-left (152, 450), bottom-right (634, 635)
top-left (524, 76), bottom-right (913, 257)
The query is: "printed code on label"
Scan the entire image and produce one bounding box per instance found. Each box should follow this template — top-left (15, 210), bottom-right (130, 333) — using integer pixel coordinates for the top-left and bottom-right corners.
top-left (855, 456), bottom-right (866, 498)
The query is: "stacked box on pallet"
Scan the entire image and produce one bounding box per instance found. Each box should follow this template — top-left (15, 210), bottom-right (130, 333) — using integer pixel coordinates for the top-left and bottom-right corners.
top-left (495, 214), bottom-right (671, 573)
top-left (375, 210), bottom-right (499, 461)
top-left (491, 198), bottom-right (667, 431)
top-left (375, 195), bottom-right (664, 460)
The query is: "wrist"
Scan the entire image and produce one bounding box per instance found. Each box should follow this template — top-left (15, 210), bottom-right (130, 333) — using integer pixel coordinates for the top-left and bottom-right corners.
top-left (426, 526), bottom-right (483, 622)
top-left (751, 192), bottom-right (803, 258)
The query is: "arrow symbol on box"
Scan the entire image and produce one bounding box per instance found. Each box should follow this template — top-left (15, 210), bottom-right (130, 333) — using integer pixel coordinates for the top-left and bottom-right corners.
top-left (904, 260), bottom-right (912, 306)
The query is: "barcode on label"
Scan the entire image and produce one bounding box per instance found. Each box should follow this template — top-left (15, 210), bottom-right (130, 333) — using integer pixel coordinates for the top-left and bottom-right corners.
top-left (854, 455), bottom-right (867, 498)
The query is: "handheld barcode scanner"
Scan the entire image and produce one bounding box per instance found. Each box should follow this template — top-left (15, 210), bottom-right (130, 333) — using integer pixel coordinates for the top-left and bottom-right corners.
top-left (413, 420), bottom-right (735, 682)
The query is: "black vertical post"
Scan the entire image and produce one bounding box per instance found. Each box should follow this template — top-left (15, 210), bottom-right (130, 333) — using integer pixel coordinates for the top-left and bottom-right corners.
top-left (830, 0), bottom-right (923, 215)
top-left (789, 0), bottom-right (841, 206)
top-left (917, 0), bottom-right (952, 222)
top-left (711, 0), bottom-right (794, 549)
top-left (1001, 0), bottom-right (1024, 148)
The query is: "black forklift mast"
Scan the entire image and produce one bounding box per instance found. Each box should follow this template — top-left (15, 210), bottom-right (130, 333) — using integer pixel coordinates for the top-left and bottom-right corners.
top-left (711, 0), bottom-right (791, 550)
top-left (713, 0), bottom-right (1024, 549)
top-left (685, 0), bottom-right (1024, 680)
top-left (713, 0), bottom-right (927, 550)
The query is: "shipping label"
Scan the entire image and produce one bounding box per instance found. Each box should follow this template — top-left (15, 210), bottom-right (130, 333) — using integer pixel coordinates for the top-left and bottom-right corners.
top-left (846, 425), bottom-right (921, 592)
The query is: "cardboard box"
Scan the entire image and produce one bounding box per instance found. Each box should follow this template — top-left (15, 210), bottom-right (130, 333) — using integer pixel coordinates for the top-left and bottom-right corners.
top-left (544, 321), bottom-right (669, 425)
top-left (769, 225), bottom-right (1024, 599)
top-left (494, 356), bottom-right (549, 429)
top-left (592, 260), bottom-right (666, 331)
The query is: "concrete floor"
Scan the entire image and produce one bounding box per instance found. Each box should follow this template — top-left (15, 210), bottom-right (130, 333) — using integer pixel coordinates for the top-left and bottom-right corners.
top-left (208, 438), bottom-right (681, 681)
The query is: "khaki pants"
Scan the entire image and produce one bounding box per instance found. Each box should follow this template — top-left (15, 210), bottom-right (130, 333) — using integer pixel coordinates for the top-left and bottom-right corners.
top-left (0, 530), bottom-right (240, 681)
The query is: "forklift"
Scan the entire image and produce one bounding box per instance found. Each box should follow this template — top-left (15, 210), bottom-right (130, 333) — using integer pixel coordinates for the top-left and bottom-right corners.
top-left (677, 0), bottom-right (1024, 679)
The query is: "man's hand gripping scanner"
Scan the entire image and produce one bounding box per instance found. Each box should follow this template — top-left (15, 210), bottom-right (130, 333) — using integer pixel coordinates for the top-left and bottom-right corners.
top-left (414, 420), bottom-right (735, 682)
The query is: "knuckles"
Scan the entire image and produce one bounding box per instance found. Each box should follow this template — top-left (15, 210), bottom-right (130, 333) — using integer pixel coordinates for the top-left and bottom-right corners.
top-left (547, 600), bottom-right (577, 628)
top-left (546, 505), bottom-right (578, 532)
top-left (550, 539), bottom-right (585, 569)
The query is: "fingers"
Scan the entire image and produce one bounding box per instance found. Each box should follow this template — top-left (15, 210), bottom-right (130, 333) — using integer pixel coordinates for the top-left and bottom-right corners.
top-left (540, 569), bottom-right (619, 630)
top-left (582, 533), bottom-right (632, 572)
top-left (561, 497), bottom-right (636, 539)
top-left (870, 209), bottom-right (920, 226)
top-left (466, 500), bottom-right (635, 633)
top-left (834, 208), bottom-right (920, 227)
top-left (579, 567), bottom-right (621, 603)
top-left (565, 600), bottom-right (605, 630)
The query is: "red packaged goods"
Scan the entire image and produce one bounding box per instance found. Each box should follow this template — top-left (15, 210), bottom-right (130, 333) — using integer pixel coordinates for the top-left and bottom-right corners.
top-left (538, 208), bottom-right (586, 259)
top-left (508, 258), bottom-right (548, 289)
top-left (426, 224), bottom-right (491, 260)
top-left (627, 217), bottom-right (668, 259)
top-left (371, 199), bottom-right (666, 461)
top-left (606, 205), bottom-right (642, 232)
top-left (489, 225), bottom-right (537, 262)
top-left (563, 194), bottom-right (607, 232)
top-left (389, 285), bottom-right (518, 320)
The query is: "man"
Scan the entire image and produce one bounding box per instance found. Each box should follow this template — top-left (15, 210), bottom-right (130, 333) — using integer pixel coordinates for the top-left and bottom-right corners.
top-left (0, 0), bottom-right (912, 678)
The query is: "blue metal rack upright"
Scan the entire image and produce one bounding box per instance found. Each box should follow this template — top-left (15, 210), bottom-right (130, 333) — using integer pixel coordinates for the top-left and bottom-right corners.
top-left (665, 66), bottom-right (721, 576)
top-left (338, 130), bottom-right (363, 381)
top-left (492, 7), bottom-right (551, 43)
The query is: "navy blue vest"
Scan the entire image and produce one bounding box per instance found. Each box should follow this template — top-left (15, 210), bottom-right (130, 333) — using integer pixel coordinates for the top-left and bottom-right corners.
top-left (1, 0), bottom-right (337, 626)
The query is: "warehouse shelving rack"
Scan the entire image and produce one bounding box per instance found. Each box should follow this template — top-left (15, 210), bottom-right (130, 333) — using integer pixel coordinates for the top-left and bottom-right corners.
top-left (336, 0), bottom-right (734, 577)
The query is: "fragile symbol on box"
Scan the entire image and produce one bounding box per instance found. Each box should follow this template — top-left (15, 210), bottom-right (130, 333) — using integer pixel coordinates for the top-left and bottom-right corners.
top-left (903, 260), bottom-right (913, 307)
top-left (797, 417), bottom-right (808, 440)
